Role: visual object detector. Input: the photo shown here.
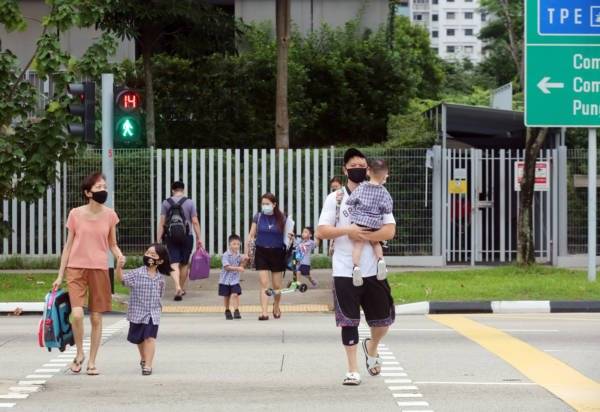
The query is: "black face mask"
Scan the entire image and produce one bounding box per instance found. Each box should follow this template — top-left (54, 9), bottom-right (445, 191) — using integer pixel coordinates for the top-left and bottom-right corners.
top-left (347, 168), bottom-right (367, 184)
top-left (143, 256), bottom-right (157, 267)
top-left (91, 190), bottom-right (108, 204)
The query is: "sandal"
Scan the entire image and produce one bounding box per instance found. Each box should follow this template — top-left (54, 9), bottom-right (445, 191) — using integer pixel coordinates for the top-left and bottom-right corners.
top-left (273, 309), bottom-right (281, 319)
top-left (140, 360), bottom-right (145, 370)
top-left (258, 315), bottom-right (269, 321)
top-left (70, 355), bottom-right (85, 374)
top-left (362, 338), bottom-right (382, 376)
top-left (342, 372), bottom-right (361, 386)
top-left (142, 367), bottom-right (152, 376)
top-left (86, 366), bottom-right (100, 376)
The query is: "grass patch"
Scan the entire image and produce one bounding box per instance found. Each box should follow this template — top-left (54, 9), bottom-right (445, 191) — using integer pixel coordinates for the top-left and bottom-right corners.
top-left (388, 265), bottom-right (600, 304)
top-left (0, 273), bottom-right (130, 306)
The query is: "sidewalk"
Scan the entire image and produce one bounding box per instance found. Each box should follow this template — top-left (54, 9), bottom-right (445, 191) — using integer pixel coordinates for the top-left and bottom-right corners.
top-left (158, 268), bottom-right (334, 313)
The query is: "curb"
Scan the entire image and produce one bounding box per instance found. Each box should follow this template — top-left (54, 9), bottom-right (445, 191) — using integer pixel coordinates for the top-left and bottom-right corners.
top-left (3, 301), bottom-right (600, 315)
top-left (395, 300), bottom-right (600, 314)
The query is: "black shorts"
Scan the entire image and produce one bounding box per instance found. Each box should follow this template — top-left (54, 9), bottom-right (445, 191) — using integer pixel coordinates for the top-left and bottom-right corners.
top-left (218, 283), bottom-right (242, 296)
top-left (166, 235), bottom-right (193, 264)
top-left (333, 276), bottom-right (395, 328)
top-left (254, 246), bottom-right (286, 272)
top-left (297, 265), bottom-right (311, 277)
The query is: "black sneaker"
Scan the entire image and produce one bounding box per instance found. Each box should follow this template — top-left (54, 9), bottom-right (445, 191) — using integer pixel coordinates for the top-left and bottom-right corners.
top-left (174, 293), bottom-right (183, 302)
top-left (225, 309), bottom-right (233, 320)
top-left (234, 309), bottom-right (241, 319)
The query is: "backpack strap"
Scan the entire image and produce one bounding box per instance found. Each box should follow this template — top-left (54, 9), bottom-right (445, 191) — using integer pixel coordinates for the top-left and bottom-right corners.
top-left (176, 197), bottom-right (187, 206)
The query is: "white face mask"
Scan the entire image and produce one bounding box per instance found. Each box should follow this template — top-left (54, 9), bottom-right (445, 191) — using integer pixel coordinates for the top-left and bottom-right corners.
top-left (262, 204), bottom-right (274, 215)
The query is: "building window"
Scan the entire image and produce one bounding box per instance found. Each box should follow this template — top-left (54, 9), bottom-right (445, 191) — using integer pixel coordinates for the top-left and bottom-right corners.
top-left (465, 46), bottom-right (474, 54)
top-left (481, 12), bottom-right (487, 22)
top-left (447, 0), bottom-right (454, 2)
top-left (465, 0), bottom-right (473, 2)
top-left (432, 30), bottom-right (439, 38)
top-left (432, 14), bottom-right (439, 21)
top-left (447, 12), bottom-right (456, 19)
top-left (465, 28), bottom-right (474, 36)
top-left (414, 14), bottom-right (423, 21)
top-left (447, 29), bottom-right (455, 36)
top-left (432, 47), bottom-right (439, 54)
top-left (447, 45), bottom-right (455, 53)
top-left (432, 0), bottom-right (438, 4)
top-left (465, 12), bottom-right (474, 19)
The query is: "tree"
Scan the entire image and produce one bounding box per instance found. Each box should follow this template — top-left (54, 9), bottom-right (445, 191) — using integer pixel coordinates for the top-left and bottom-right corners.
top-left (275, 0), bottom-right (290, 149)
top-left (96, 0), bottom-right (234, 147)
top-left (480, 0), bottom-right (548, 265)
top-left (0, 0), bottom-right (118, 237)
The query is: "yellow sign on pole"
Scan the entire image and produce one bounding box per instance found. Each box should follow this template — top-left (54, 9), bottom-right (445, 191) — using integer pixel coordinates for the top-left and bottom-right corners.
top-left (449, 179), bottom-right (468, 194)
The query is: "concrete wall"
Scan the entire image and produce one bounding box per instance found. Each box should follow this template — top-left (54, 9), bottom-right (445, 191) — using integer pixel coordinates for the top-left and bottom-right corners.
top-left (234, 0), bottom-right (389, 34)
top-left (0, 0), bottom-right (135, 70)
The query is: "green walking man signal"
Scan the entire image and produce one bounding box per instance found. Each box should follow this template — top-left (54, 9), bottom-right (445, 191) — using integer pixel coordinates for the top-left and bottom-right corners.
top-left (114, 87), bottom-right (144, 147)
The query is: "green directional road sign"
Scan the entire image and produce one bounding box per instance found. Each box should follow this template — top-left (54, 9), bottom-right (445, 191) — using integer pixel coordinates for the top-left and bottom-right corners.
top-left (525, 0), bottom-right (600, 127)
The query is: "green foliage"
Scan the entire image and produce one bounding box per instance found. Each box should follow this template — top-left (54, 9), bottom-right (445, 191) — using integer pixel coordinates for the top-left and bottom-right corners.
top-left (129, 18), bottom-right (442, 148)
top-left (386, 99), bottom-right (438, 148)
top-left (0, 1), bottom-right (119, 238)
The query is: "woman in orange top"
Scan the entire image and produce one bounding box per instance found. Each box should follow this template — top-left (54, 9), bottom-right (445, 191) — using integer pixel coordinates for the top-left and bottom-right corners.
top-left (53, 172), bottom-right (125, 376)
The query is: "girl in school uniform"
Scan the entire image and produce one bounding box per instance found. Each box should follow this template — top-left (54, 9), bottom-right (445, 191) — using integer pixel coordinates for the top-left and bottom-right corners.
top-left (116, 243), bottom-right (171, 375)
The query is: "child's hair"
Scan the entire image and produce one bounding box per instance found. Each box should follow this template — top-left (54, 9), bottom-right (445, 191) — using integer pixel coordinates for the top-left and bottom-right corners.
top-left (228, 234), bottom-right (241, 244)
top-left (304, 226), bottom-right (314, 239)
top-left (149, 243), bottom-right (172, 275)
top-left (369, 159), bottom-right (388, 176)
top-left (329, 176), bottom-right (343, 186)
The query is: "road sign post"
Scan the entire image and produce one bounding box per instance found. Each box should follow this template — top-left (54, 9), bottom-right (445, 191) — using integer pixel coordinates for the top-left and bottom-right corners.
top-left (525, 0), bottom-right (599, 281)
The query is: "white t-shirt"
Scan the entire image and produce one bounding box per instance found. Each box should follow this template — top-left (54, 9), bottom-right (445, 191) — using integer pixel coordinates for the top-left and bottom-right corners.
top-left (318, 187), bottom-right (396, 278)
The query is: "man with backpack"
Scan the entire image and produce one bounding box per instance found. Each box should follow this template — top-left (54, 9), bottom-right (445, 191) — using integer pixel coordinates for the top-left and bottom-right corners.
top-left (157, 181), bottom-right (203, 301)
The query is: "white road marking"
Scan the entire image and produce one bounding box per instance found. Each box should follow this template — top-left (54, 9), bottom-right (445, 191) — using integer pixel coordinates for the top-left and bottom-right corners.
top-left (381, 356), bottom-right (396, 360)
top-left (393, 393), bottom-right (424, 398)
top-left (18, 381), bottom-right (45, 385)
top-left (0, 403), bottom-right (16, 408)
top-left (43, 363), bottom-right (66, 367)
top-left (383, 361), bottom-right (400, 365)
top-left (385, 379), bottom-right (413, 384)
top-left (382, 367), bottom-right (405, 371)
top-left (397, 401), bottom-right (429, 407)
top-left (381, 372), bottom-right (408, 377)
top-left (389, 386), bottom-right (419, 390)
top-left (8, 388), bottom-right (39, 393)
top-left (50, 359), bottom-right (69, 362)
top-left (387, 328), bottom-right (559, 333)
top-left (25, 375), bottom-right (52, 379)
top-left (35, 369), bottom-right (60, 373)
top-left (0, 394), bottom-right (28, 400)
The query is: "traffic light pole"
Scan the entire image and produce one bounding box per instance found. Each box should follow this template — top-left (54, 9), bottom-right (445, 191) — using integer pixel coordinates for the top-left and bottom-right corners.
top-left (102, 74), bottom-right (116, 293)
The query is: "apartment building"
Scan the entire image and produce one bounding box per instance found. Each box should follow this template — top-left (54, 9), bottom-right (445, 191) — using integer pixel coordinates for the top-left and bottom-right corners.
top-left (409, 0), bottom-right (487, 63)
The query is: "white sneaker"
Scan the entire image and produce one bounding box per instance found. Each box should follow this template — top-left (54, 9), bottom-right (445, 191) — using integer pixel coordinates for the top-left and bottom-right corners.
top-left (377, 259), bottom-right (387, 281)
top-left (352, 266), bottom-right (364, 287)
top-left (342, 372), bottom-right (361, 386)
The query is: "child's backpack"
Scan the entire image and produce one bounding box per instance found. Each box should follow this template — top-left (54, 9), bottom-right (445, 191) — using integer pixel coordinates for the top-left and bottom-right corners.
top-left (189, 247), bottom-right (210, 280)
top-left (37, 288), bottom-right (74, 352)
top-left (165, 197), bottom-right (189, 245)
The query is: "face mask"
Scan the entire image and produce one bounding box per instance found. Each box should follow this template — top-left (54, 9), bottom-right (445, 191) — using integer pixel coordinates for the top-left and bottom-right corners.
top-left (143, 256), bottom-right (157, 267)
top-left (91, 190), bottom-right (108, 204)
top-left (262, 205), bottom-right (274, 215)
top-left (347, 168), bottom-right (367, 184)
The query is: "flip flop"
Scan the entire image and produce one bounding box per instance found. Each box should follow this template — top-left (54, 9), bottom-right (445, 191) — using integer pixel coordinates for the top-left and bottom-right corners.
top-left (86, 366), bottom-right (100, 376)
top-left (342, 372), bottom-right (361, 386)
top-left (362, 338), bottom-right (382, 376)
top-left (70, 356), bottom-right (85, 374)
top-left (142, 367), bottom-right (152, 376)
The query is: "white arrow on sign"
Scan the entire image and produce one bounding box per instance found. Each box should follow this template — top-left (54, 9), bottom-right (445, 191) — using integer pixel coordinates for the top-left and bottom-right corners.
top-left (537, 77), bottom-right (565, 94)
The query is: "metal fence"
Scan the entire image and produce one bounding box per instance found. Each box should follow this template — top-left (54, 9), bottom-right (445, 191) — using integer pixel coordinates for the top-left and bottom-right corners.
top-left (566, 149), bottom-right (600, 255)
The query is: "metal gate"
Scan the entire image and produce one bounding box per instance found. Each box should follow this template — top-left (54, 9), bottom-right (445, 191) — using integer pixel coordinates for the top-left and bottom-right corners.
top-left (445, 149), bottom-right (555, 264)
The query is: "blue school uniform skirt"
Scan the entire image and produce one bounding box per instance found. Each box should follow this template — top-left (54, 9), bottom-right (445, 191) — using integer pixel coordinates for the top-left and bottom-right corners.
top-left (127, 318), bottom-right (159, 344)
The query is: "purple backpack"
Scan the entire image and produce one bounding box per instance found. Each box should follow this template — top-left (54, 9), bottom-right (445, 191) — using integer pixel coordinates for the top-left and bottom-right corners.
top-left (189, 248), bottom-right (210, 280)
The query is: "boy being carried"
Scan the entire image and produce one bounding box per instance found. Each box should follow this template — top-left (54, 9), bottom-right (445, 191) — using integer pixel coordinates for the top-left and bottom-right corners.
top-left (345, 159), bottom-right (393, 286)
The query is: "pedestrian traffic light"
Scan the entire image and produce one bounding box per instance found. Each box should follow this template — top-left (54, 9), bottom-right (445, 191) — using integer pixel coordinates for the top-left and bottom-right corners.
top-left (114, 87), bottom-right (144, 147)
top-left (67, 81), bottom-right (95, 144)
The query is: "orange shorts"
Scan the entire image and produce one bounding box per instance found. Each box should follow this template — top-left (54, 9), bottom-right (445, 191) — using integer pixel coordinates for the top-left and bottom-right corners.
top-left (66, 268), bottom-right (112, 313)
